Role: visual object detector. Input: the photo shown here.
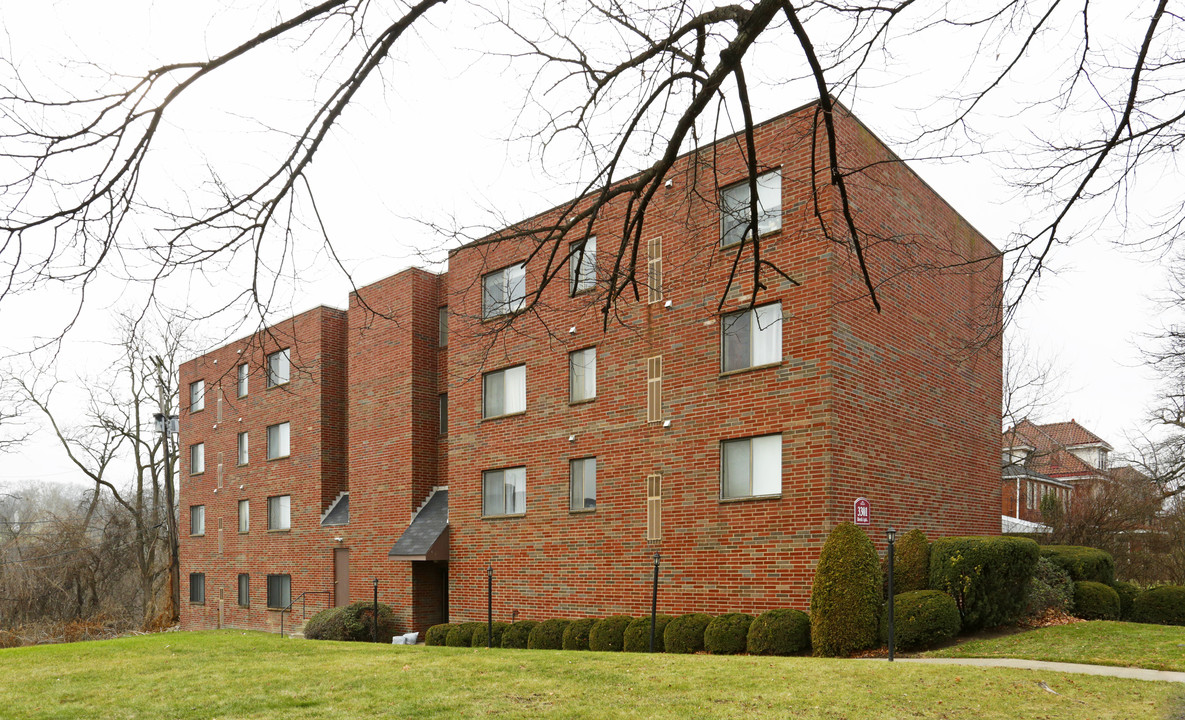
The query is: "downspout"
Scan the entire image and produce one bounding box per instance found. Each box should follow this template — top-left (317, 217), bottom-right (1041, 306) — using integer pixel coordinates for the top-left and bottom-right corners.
top-left (1015, 478), bottom-right (1021, 520)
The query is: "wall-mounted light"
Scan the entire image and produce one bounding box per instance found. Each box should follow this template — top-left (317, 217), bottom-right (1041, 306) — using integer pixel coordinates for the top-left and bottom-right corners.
top-left (569, 326), bottom-right (576, 334)
top-left (568, 434), bottom-right (576, 442)
top-left (662, 420), bottom-right (671, 428)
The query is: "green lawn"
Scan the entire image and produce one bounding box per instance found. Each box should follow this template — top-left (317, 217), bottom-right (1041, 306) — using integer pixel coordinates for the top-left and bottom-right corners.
top-left (0, 630), bottom-right (1178, 719)
top-left (924, 621), bottom-right (1185, 672)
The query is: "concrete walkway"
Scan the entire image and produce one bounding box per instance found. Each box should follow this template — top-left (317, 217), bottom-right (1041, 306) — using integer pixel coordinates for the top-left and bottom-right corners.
top-left (890, 657), bottom-right (1185, 683)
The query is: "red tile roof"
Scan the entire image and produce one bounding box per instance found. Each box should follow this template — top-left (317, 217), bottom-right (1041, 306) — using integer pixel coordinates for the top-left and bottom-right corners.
top-left (1002, 419), bottom-right (1110, 480)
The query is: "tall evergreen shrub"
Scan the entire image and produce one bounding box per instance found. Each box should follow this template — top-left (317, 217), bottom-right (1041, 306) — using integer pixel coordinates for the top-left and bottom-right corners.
top-left (810, 522), bottom-right (882, 657)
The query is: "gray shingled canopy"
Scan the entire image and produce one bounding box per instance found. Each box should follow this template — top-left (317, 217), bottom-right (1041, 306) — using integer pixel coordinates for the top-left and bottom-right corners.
top-left (388, 490), bottom-right (448, 561)
top-left (321, 494), bottom-right (350, 526)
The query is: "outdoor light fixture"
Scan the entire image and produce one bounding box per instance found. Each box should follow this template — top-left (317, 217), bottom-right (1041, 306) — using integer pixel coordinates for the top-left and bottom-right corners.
top-left (569, 326), bottom-right (576, 334)
top-left (569, 435), bottom-right (576, 442)
top-left (662, 420), bottom-right (671, 428)
top-left (664, 179), bottom-right (673, 188)
top-left (886, 527), bottom-right (896, 543)
top-left (886, 526), bottom-right (897, 662)
top-left (664, 300), bottom-right (672, 308)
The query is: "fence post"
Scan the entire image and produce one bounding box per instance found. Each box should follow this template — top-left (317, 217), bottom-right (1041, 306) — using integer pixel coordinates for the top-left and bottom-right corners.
top-left (649, 552), bottom-right (661, 653)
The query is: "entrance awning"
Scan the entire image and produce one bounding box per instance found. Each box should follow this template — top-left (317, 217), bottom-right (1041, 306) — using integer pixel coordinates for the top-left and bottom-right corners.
top-left (388, 489), bottom-right (448, 561)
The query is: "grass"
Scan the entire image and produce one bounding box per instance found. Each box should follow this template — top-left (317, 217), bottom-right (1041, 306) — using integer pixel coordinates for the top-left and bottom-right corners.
top-left (924, 620), bottom-right (1185, 672)
top-left (0, 630), bottom-right (1179, 719)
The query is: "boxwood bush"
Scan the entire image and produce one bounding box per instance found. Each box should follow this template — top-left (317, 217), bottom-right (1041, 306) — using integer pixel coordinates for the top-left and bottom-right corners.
top-left (303, 606), bottom-right (347, 641)
top-left (308, 601), bottom-right (399, 643)
top-left (562, 618), bottom-right (597, 651)
top-left (704, 613), bottom-right (753, 655)
top-left (895, 529), bottom-right (931, 594)
top-left (1023, 556), bottom-right (1073, 619)
top-left (1111, 580), bottom-right (1140, 621)
top-left (623, 615), bottom-right (673, 652)
top-left (471, 621), bottom-right (510, 648)
top-left (445, 622), bottom-right (483, 647)
top-left (929, 536), bottom-right (1039, 631)
top-left (1072, 581), bottom-right (1120, 620)
top-left (527, 619), bottom-right (570, 650)
top-left (1132, 586), bottom-right (1185, 626)
top-left (424, 623), bottom-right (455, 646)
top-left (501, 620), bottom-right (538, 649)
top-left (664, 613), bottom-right (713, 654)
top-left (881, 590), bottom-right (960, 651)
top-left (1041, 546), bottom-right (1115, 585)
top-left (589, 615), bottom-right (632, 652)
top-left (747, 608), bottom-right (810, 656)
top-left (810, 521), bottom-right (882, 656)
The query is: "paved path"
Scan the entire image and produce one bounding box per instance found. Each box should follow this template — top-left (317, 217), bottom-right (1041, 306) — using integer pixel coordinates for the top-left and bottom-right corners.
top-left (890, 657), bottom-right (1185, 683)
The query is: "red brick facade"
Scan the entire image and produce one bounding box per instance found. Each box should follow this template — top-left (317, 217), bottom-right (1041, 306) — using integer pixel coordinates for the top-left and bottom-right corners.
top-left (179, 102), bottom-right (1002, 634)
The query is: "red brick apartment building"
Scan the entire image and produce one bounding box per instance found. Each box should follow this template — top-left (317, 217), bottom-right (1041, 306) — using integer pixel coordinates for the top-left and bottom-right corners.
top-left (179, 102), bottom-right (1002, 634)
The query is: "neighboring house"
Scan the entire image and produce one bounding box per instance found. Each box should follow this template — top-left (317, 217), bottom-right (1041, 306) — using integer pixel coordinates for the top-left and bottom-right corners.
top-left (179, 100), bottom-right (1002, 634)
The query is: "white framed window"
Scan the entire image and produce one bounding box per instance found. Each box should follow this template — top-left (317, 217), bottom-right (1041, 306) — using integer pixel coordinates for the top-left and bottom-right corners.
top-left (237, 431), bottom-right (249, 465)
top-left (720, 169), bottom-right (782, 247)
top-left (267, 349), bottom-right (290, 388)
top-left (482, 263), bottom-right (526, 319)
top-left (482, 467), bottom-right (525, 517)
top-left (267, 495), bottom-right (291, 531)
top-left (189, 573), bottom-right (205, 604)
top-left (569, 348), bottom-right (596, 403)
top-left (722, 302), bottom-right (782, 372)
top-left (190, 380), bottom-right (205, 412)
top-left (647, 236), bottom-right (663, 304)
top-left (439, 306), bottom-right (449, 347)
top-left (190, 443), bottom-right (205, 475)
top-left (646, 474), bottom-right (662, 541)
top-left (482, 365), bottom-right (526, 418)
top-left (237, 573), bottom-right (250, 608)
top-left (570, 237), bottom-right (596, 294)
top-left (570, 457), bottom-right (596, 511)
top-left (721, 434), bottom-right (782, 499)
top-left (238, 499), bottom-right (249, 533)
top-left (266, 574), bottom-right (291, 609)
top-left (267, 422), bottom-right (290, 460)
top-left (237, 363), bottom-right (249, 397)
top-left (439, 393), bottom-right (448, 435)
top-left (190, 505), bottom-right (205, 536)
top-left (646, 356), bottom-right (662, 423)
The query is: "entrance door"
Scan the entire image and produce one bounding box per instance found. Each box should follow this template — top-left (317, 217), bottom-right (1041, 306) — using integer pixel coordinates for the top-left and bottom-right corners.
top-left (334, 548), bottom-right (350, 607)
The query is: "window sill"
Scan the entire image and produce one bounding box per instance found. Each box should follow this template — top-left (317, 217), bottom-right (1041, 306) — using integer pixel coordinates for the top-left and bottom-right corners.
top-left (190, 471), bottom-right (205, 477)
top-left (719, 360), bottom-right (783, 379)
top-left (190, 408), bottom-right (205, 414)
top-left (190, 533), bottom-right (205, 538)
top-left (237, 393), bottom-right (248, 400)
top-left (569, 508), bottom-right (596, 515)
top-left (238, 604), bottom-right (250, 609)
top-left (190, 601), bottom-right (205, 606)
top-left (480, 308), bottom-right (526, 324)
top-left (267, 455), bottom-right (290, 462)
top-left (266, 382), bottom-right (290, 391)
top-left (569, 397), bottom-right (596, 406)
top-left (481, 411), bottom-right (526, 423)
top-left (719, 493), bottom-right (782, 504)
top-left (720, 225), bottom-right (782, 251)
top-left (236, 462), bottom-right (248, 468)
top-left (481, 513), bottom-right (525, 520)
top-left (267, 529), bottom-right (291, 534)
top-left (570, 285), bottom-right (596, 297)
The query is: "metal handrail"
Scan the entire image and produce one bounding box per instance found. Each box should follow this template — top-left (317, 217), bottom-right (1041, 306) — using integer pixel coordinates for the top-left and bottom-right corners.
top-left (279, 590), bottom-right (332, 638)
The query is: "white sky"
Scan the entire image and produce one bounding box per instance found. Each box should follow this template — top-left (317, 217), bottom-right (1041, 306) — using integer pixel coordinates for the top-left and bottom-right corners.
top-left (0, 0), bottom-right (1175, 489)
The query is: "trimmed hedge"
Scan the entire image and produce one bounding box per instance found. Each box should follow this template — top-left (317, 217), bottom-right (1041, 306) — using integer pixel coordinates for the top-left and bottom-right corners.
top-left (303, 606), bottom-right (347, 641)
top-left (527, 618), bottom-right (570, 650)
top-left (665, 613), bottom-right (713, 654)
top-left (424, 623), bottom-right (455, 647)
top-left (1041, 546), bottom-right (1115, 585)
top-left (1024, 556), bottom-right (1073, 619)
top-left (471, 621), bottom-right (510, 648)
top-left (308, 601), bottom-right (399, 643)
top-left (1072, 581), bottom-right (1120, 621)
top-left (895, 529), bottom-right (931, 594)
top-left (704, 613), bottom-right (753, 655)
top-left (562, 618), bottom-right (597, 651)
top-left (501, 620), bottom-right (538, 649)
top-left (882, 590), bottom-right (960, 651)
top-left (445, 622), bottom-right (483, 647)
top-left (1132, 586), bottom-right (1185, 626)
top-left (1111, 580), bottom-right (1140, 621)
top-left (747, 609), bottom-right (810, 656)
top-left (624, 615), bottom-right (674, 653)
top-left (811, 522), bottom-right (882, 656)
top-left (589, 615), bottom-right (632, 652)
top-left (929, 536), bottom-right (1039, 631)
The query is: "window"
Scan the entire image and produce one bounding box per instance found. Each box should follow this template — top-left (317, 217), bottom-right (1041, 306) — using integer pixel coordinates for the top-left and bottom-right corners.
top-left (238, 499), bottom-right (249, 533)
top-left (570, 457), bottom-right (596, 511)
top-left (482, 365), bottom-right (526, 418)
top-left (189, 573), bottom-right (205, 604)
top-left (647, 236), bottom-right (663, 304)
top-left (569, 348), bottom-right (596, 403)
top-left (267, 574), bottom-right (291, 609)
top-left (268, 495), bottom-right (291, 531)
top-left (722, 302), bottom-right (782, 372)
top-left (237, 574), bottom-right (249, 608)
top-left (438, 306), bottom-right (449, 347)
top-left (190, 380), bottom-right (205, 412)
top-left (720, 169), bottom-right (782, 247)
top-left (237, 363), bottom-right (249, 397)
top-left (439, 393), bottom-right (448, 435)
top-left (190, 505), bottom-right (205, 536)
top-left (267, 349), bottom-right (290, 388)
top-left (646, 474), bottom-right (662, 541)
top-left (267, 422), bottom-right (290, 460)
top-left (482, 467), bottom-right (525, 517)
top-left (482, 263), bottom-right (526, 319)
top-left (721, 434), bottom-right (782, 499)
top-left (646, 356), bottom-right (662, 423)
top-left (570, 237), bottom-right (596, 294)
top-left (237, 431), bottom-right (249, 465)
top-left (190, 443), bottom-right (205, 475)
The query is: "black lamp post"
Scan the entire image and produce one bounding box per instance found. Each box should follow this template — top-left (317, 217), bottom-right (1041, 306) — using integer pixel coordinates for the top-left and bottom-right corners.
top-left (649, 552), bottom-right (661, 653)
top-left (372, 577), bottom-right (379, 643)
top-left (886, 527), bottom-right (896, 662)
top-left (486, 564), bottom-right (493, 648)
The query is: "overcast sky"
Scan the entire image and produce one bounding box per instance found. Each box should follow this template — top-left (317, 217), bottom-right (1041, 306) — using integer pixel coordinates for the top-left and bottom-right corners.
top-left (0, 0), bottom-right (1175, 489)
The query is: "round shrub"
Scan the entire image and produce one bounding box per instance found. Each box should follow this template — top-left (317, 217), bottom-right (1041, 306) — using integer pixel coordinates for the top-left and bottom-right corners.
top-left (929, 536), bottom-right (1039, 631)
top-left (527, 619), bottom-right (570, 650)
top-left (501, 620), bottom-right (538, 649)
top-left (471, 621), bottom-right (510, 648)
top-left (337, 601), bottom-right (400, 643)
top-left (425, 623), bottom-right (455, 646)
top-left (1111, 581), bottom-right (1140, 621)
top-left (562, 618), bottom-right (597, 651)
top-left (303, 607), bottom-right (347, 641)
top-left (624, 615), bottom-right (674, 652)
top-left (704, 613), bottom-right (754, 655)
top-left (1072, 581), bottom-right (1121, 621)
top-left (589, 615), bottom-right (633, 652)
top-left (747, 608), bottom-right (810, 656)
top-left (445, 621), bottom-right (483, 647)
top-left (1040, 546), bottom-right (1116, 585)
top-left (1023, 556), bottom-right (1073, 620)
top-left (895, 529), bottom-right (930, 594)
top-left (810, 521), bottom-right (882, 656)
top-left (1132, 586), bottom-right (1185, 626)
top-left (881, 590), bottom-right (960, 651)
top-left (664, 613), bottom-right (713, 654)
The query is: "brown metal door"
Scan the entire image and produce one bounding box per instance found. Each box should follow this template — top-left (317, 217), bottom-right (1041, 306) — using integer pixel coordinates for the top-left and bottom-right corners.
top-left (334, 548), bottom-right (350, 607)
